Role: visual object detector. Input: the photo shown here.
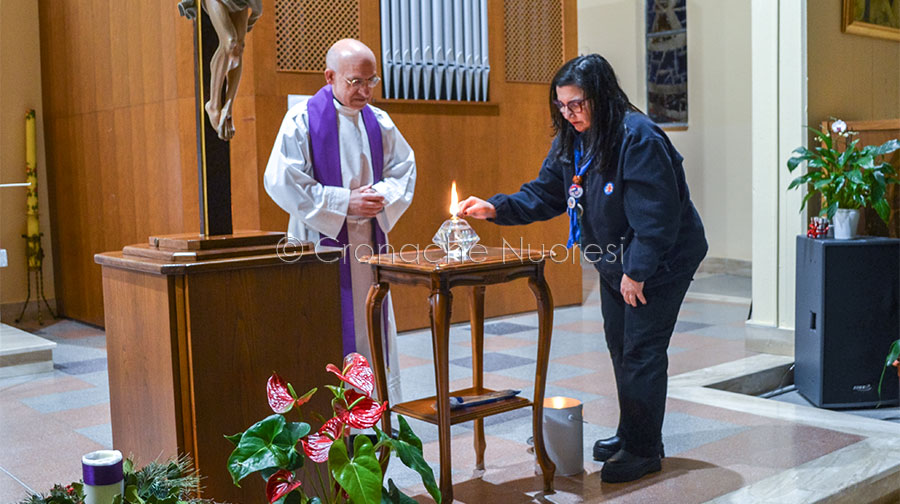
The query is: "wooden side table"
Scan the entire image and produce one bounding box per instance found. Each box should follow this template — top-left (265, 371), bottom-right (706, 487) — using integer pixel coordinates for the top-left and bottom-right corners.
top-left (364, 247), bottom-right (556, 502)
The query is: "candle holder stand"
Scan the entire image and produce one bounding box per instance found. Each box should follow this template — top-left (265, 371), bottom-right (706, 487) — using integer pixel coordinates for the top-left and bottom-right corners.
top-left (15, 232), bottom-right (56, 324)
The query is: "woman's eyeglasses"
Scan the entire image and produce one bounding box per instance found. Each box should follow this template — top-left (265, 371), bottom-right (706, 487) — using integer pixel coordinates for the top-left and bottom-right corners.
top-left (553, 98), bottom-right (586, 115)
top-left (345, 76), bottom-right (382, 89)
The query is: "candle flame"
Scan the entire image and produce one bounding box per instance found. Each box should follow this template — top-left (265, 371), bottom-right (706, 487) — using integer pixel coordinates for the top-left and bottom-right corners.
top-left (449, 181), bottom-right (459, 217)
top-left (547, 396), bottom-right (581, 409)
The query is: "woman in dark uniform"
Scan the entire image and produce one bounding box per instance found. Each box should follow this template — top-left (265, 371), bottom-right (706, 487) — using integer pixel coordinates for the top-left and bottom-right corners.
top-left (459, 54), bottom-right (707, 483)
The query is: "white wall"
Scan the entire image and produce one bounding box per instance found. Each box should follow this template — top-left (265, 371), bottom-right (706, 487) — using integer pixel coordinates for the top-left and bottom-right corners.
top-left (577, 0), bottom-right (753, 262)
top-left (0, 0), bottom-right (55, 310)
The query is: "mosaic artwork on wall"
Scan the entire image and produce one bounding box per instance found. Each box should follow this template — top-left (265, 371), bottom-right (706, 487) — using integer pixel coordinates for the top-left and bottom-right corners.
top-left (646, 0), bottom-right (687, 127)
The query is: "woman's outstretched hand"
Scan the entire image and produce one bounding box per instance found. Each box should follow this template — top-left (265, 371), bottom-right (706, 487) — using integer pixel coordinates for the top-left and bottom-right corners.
top-left (459, 196), bottom-right (497, 219)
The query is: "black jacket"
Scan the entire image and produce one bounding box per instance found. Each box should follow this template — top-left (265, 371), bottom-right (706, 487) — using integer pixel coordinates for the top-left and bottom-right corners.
top-left (488, 111), bottom-right (707, 286)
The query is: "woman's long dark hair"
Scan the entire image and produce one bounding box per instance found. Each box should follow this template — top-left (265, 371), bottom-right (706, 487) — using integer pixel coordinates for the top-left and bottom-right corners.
top-left (550, 54), bottom-right (639, 172)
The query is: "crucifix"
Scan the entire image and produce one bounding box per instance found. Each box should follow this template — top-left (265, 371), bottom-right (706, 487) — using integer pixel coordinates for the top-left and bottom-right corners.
top-left (178, 0), bottom-right (262, 236)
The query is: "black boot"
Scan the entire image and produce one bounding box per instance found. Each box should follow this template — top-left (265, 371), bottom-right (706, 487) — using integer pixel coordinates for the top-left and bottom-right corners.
top-left (600, 448), bottom-right (662, 483)
top-left (592, 435), bottom-right (622, 461)
top-left (593, 436), bottom-right (665, 462)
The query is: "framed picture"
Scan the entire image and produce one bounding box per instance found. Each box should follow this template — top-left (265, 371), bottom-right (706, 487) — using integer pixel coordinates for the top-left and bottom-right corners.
top-left (842, 0), bottom-right (900, 42)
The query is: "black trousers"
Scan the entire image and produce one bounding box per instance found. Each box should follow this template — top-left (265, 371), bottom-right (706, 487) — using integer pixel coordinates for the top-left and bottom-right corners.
top-left (599, 272), bottom-right (694, 457)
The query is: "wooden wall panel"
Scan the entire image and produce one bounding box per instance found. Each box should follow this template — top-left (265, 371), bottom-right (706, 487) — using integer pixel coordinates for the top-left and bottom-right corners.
top-left (248, 0), bottom-right (581, 330)
top-left (40, 0), bottom-right (197, 325)
top-left (41, 0), bottom-right (581, 330)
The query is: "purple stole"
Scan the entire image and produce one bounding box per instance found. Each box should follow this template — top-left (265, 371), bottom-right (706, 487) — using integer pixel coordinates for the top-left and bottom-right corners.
top-left (308, 84), bottom-right (388, 357)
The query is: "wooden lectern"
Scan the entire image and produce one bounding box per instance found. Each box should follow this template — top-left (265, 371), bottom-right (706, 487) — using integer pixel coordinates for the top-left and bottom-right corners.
top-left (94, 231), bottom-right (343, 503)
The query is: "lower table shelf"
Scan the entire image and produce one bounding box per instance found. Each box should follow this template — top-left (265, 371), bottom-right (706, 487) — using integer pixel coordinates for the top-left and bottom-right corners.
top-left (391, 387), bottom-right (532, 425)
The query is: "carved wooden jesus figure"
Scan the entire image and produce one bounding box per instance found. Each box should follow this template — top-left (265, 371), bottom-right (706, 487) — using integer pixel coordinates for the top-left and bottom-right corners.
top-left (179, 0), bottom-right (262, 141)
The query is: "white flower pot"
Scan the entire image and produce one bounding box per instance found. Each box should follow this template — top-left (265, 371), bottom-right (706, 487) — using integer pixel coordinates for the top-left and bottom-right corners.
top-left (832, 208), bottom-right (861, 239)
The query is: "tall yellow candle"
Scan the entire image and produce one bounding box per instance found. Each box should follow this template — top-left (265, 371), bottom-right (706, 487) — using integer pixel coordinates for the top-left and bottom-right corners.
top-left (25, 110), bottom-right (40, 266)
top-left (25, 110), bottom-right (36, 168)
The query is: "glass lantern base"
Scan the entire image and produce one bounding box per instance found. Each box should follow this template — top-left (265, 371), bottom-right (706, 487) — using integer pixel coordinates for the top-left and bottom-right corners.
top-left (433, 217), bottom-right (480, 261)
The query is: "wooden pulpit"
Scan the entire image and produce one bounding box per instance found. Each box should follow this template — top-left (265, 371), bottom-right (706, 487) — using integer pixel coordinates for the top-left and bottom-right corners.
top-left (94, 231), bottom-right (343, 503)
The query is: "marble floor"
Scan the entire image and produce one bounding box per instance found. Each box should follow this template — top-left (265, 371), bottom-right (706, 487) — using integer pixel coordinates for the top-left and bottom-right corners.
top-left (1, 268), bottom-right (898, 503)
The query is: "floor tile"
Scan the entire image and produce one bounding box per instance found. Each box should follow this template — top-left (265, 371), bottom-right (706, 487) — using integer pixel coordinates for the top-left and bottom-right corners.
top-left (673, 320), bottom-right (711, 333)
top-left (19, 385), bottom-right (110, 414)
top-left (494, 362), bottom-right (594, 384)
top-left (453, 335), bottom-right (536, 352)
top-left (678, 423), bottom-right (864, 470)
top-left (660, 412), bottom-right (750, 456)
top-left (689, 274), bottom-right (752, 299)
top-left (397, 353), bottom-right (433, 369)
top-left (54, 357), bottom-right (108, 375)
top-left (0, 469), bottom-right (31, 503)
top-left (552, 351), bottom-right (612, 370)
top-left (450, 352), bottom-right (535, 372)
top-left (75, 423), bottom-right (113, 448)
top-left (45, 403), bottom-right (111, 430)
top-left (48, 342), bottom-right (107, 365)
top-left (475, 322), bottom-right (538, 335)
top-left (553, 319), bottom-right (604, 334)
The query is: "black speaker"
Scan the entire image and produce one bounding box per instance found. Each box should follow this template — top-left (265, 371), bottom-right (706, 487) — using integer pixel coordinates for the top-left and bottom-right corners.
top-left (795, 236), bottom-right (900, 408)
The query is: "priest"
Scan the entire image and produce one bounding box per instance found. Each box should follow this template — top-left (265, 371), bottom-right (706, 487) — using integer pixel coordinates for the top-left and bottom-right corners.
top-left (264, 39), bottom-right (416, 402)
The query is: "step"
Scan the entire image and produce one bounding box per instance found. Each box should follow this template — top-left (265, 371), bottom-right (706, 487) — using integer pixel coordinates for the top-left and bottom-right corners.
top-left (0, 323), bottom-right (56, 378)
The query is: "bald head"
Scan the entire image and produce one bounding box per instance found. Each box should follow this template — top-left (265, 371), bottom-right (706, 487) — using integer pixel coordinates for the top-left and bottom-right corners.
top-left (324, 39), bottom-right (378, 110)
top-left (325, 39), bottom-right (376, 73)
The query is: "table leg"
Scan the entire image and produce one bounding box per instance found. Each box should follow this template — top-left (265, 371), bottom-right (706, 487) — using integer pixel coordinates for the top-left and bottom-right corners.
top-left (366, 282), bottom-right (392, 470)
top-left (528, 274), bottom-right (556, 493)
top-left (469, 285), bottom-right (486, 471)
top-left (429, 287), bottom-right (453, 502)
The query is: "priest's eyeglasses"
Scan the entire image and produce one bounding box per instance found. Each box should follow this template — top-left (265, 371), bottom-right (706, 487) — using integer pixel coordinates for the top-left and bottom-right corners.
top-left (553, 98), bottom-right (587, 116)
top-left (345, 76), bottom-right (382, 89)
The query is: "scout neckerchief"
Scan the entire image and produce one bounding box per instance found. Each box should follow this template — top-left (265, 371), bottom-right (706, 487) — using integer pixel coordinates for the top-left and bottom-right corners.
top-left (566, 139), bottom-right (594, 248)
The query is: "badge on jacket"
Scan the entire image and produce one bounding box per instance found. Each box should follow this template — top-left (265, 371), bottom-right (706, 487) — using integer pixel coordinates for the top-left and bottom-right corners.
top-left (604, 182), bottom-right (614, 195)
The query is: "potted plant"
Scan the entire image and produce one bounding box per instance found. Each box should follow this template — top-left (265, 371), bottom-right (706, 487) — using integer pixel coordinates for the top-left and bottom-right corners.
top-left (787, 119), bottom-right (900, 239)
top-left (225, 352), bottom-right (441, 504)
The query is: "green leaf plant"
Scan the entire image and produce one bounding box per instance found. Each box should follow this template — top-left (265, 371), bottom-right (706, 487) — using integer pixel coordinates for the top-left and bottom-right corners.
top-left (225, 353), bottom-right (441, 504)
top-left (877, 339), bottom-right (900, 404)
top-left (786, 119), bottom-right (900, 223)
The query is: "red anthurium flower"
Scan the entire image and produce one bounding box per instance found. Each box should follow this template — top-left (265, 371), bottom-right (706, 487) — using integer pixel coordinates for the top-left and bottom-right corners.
top-left (301, 417), bottom-right (344, 463)
top-left (335, 389), bottom-right (387, 429)
top-left (267, 373), bottom-right (295, 414)
top-left (265, 469), bottom-right (302, 503)
top-left (326, 352), bottom-right (375, 396)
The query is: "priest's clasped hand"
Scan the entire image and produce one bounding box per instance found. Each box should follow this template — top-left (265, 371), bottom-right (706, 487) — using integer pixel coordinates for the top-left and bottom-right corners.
top-left (349, 185), bottom-right (386, 218)
top-left (458, 196), bottom-right (497, 219)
